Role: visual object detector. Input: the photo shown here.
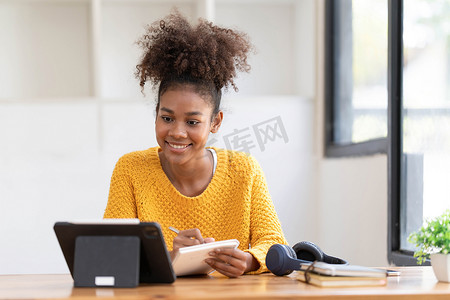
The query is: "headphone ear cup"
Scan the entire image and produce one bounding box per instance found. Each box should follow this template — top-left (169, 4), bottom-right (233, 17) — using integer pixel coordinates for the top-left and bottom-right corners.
top-left (292, 241), bottom-right (324, 262)
top-left (265, 244), bottom-right (297, 276)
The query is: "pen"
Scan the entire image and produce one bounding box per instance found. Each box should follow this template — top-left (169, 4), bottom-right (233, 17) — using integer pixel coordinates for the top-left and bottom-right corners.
top-left (169, 226), bottom-right (205, 244)
top-left (169, 226), bottom-right (180, 234)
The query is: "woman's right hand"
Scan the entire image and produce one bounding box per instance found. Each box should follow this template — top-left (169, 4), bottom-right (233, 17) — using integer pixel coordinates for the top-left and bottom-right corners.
top-left (170, 228), bottom-right (215, 260)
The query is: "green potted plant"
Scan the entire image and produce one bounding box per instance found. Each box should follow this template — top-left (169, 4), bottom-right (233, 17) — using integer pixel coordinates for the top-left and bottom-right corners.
top-left (408, 210), bottom-right (450, 282)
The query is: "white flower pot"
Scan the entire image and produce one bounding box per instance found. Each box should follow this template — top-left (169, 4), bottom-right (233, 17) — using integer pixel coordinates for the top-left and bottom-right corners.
top-left (430, 253), bottom-right (450, 283)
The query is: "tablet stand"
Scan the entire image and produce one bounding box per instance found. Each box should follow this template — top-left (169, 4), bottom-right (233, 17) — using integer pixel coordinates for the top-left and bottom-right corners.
top-left (73, 236), bottom-right (140, 288)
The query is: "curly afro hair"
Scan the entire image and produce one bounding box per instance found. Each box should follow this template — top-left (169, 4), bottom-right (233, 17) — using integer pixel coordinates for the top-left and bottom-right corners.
top-left (135, 11), bottom-right (253, 114)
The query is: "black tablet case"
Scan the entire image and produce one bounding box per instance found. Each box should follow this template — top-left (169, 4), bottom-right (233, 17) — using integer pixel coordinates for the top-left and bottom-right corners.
top-left (54, 222), bottom-right (175, 287)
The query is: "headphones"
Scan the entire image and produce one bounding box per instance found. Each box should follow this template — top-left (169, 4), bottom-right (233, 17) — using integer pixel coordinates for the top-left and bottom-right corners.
top-left (265, 241), bottom-right (348, 276)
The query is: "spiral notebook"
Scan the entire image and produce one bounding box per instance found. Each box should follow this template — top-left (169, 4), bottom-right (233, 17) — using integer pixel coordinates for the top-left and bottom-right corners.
top-left (172, 239), bottom-right (240, 276)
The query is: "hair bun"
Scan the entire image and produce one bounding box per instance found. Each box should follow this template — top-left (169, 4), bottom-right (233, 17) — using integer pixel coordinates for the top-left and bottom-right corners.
top-left (135, 10), bottom-right (253, 93)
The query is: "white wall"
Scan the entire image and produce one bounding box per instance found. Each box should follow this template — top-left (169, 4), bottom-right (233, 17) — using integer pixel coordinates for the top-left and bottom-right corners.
top-left (218, 96), bottom-right (315, 246)
top-left (313, 0), bottom-right (389, 267)
top-left (0, 2), bottom-right (91, 98)
top-left (316, 157), bottom-right (388, 266)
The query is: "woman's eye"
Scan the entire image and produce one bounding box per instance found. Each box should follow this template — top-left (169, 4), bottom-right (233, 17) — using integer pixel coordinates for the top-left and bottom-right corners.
top-left (187, 120), bottom-right (199, 126)
top-left (161, 116), bottom-right (172, 122)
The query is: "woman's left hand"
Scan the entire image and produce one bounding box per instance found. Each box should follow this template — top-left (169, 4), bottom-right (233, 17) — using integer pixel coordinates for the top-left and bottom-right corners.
top-left (205, 248), bottom-right (259, 278)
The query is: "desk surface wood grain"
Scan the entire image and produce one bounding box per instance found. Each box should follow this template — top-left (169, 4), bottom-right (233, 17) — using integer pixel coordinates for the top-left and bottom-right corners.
top-left (1, 267), bottom-right (450, 300)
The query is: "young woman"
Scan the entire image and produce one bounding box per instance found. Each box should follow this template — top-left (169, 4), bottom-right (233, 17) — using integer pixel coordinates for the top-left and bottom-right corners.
top-left (104, 11), bottom-right (287, 278)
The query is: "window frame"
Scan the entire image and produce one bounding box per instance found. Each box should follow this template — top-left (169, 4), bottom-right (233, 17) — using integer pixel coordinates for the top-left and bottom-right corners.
top-left (325, 0), bottom-right (430, 265)
top-left (324, 0), bottom-right (388, 158)
top-left (387, 0), bottom-right (430, 266)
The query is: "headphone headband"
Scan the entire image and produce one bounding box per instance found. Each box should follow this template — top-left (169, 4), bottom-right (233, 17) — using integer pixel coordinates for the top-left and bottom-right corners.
top-left (293, 241), bottom-right (348, 265)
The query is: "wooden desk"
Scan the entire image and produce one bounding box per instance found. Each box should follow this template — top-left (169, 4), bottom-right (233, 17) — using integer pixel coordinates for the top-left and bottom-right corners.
top-left (1, 267), bottom-right (449, 300)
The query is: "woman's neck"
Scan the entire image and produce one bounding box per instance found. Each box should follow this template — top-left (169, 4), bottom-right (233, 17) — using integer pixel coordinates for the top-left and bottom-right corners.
top-left (159, 149), bottom-right (214, 197)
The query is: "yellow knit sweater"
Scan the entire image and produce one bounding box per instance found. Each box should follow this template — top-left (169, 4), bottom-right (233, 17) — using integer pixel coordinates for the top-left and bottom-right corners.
top-left (104, 147), bottom-right (287, 273)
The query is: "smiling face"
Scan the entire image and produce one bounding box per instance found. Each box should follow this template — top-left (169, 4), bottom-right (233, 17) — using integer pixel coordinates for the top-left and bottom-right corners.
top-left (155, 85), bottom-right (222, 167)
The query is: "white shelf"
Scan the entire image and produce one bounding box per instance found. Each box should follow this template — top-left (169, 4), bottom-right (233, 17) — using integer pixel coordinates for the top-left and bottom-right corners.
top-left (99, 1), bottom-right (196, 99)
top-left (1, 0), bottom-right (303, 100)
top-left (216, 1), bottom-right (297, 96)
top-left (0, 1), bottom-right (92, 99)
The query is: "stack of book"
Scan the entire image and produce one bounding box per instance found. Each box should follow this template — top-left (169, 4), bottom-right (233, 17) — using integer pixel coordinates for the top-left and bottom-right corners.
top-left (296, 262), bottom-right (388, 288)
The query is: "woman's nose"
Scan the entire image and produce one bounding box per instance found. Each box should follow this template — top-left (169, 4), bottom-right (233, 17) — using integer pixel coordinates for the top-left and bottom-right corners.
top-left (169, 122), bottom-right (187, 139)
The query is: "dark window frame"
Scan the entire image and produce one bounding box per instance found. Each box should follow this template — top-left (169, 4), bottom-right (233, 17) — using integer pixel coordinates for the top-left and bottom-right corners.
top-left (325, 0), bottom-right (429, 265)
top-left (324, 0), bottom-right (388, 158)
top-left (387, 0), bottom-right (429, 266)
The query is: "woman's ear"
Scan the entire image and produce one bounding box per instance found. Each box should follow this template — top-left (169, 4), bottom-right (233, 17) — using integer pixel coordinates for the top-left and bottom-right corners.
top-left (210, 111), bottom-right (223, 133)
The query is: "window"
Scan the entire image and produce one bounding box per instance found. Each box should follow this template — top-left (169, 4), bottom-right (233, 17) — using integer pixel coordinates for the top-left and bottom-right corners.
top-left (389, 0), bottom-right (450, 265)
top-left (325, 0), bottom-right (388, 157)
top-left (327, 0), bottom-right (450, 265)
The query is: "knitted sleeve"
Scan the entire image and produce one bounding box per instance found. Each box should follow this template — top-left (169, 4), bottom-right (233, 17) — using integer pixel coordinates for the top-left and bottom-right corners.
top-left (103, 155), bottom-right (138, 219)
top-left (244, 156), bottom-right (288, 274)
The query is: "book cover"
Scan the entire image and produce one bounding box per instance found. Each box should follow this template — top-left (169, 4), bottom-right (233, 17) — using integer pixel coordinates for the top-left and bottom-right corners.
top-left (299, 262), bottom-right (387, 278)
top-left (296, 270), bottom-right (387, 288)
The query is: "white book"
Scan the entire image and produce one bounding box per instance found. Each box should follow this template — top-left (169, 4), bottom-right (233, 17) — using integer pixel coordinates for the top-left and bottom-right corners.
top-left (299, 262), bottom-right (387, 278)
top-left (172, 239), bottom-right (240, 277)
top-left (296, 270), bottom-right (387, 287)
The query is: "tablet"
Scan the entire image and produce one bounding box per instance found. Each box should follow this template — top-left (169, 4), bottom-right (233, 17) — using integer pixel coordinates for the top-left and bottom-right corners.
top-left (172, 239), bottom-right (240, 276)
top-left (54, 220), bottom-right (176, 284)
